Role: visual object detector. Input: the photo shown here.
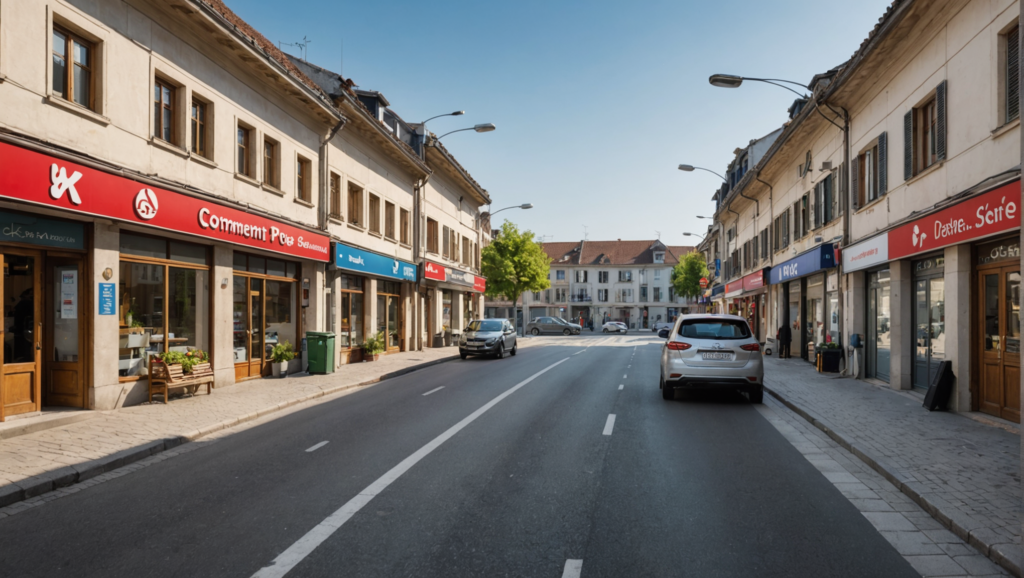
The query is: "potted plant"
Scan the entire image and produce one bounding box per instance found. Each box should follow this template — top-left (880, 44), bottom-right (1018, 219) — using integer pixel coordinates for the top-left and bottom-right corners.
top-left (158, 349), bottom-right (209, 374)
top-left (125, 308), bottom-right (135, 327)
top-left (361, 331), bottom-right (386, 361)
top-left (815, 341), bottom-right (842, 373)
top-left (271, 340), bottom-right (296, 378)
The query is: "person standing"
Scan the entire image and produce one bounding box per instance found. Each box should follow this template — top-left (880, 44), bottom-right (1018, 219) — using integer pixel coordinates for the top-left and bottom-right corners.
top-left (778, 323), bottom-right (792, 359)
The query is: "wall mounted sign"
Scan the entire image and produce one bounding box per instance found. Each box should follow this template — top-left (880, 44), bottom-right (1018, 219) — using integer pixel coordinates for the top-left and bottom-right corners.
top-left (0, 210), bottom-right (84, 250)
top-left (0, 142), bottom-right (330, 261)
top-left (842, 233), bottom-right (889, 273)
top-left (98, 283), bottom-right (116, 315)
top-left (769, 244), bottom-right (836, 285)
top-left (889, 180), bottom-right (1018, 261)
top-left (742, 269), bottom-right (768, 292)
top-left (61, 270), bottom-right (77, 319)
top-left (421, 260), bottom-right (487, 293)
top-left (725, 279), bottom-right (744, 297)
top-left (332, 242), bottom-right (417, 281)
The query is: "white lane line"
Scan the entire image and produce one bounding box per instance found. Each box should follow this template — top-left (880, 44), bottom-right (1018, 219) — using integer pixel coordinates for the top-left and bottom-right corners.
top-left (422, 386), bottom-right (444, 396)
top-left (562, 559), bottom-right (583, 578)
top-left (305, 441), bottom-right (329, 453)
top-left (603, 414), bottom-right (616, 436)
top-left (627, 365), bottom-right (631, 368)
top-left (573, 350), bottom-right (585, 356)
top-left (252, 357), bottom-right (572, 578)
top-left (618, 384), bottom-right (624, 390)
top-left (623, 374), bottom-right (627, 379)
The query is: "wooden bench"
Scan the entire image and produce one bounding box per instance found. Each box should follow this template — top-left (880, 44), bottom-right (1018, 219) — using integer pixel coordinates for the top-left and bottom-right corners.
top-left (149, 359), bottom-right (214, 404)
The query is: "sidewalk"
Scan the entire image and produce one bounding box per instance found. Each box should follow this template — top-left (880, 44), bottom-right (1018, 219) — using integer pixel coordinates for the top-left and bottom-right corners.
top-left (763, 355), bottom-right (1022, 576)
top-left (0, 346), bottom-right (469, 509)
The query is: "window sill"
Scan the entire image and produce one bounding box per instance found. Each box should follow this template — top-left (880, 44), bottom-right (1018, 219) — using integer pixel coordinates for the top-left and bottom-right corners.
top-left (45, 94), bottom-right (110, 126)
top-left (294, 197), bottom-right (314, 208)
top-left (348, 222), bottom-right (366, 232)
top-left (991, 118), bottom-right (1020, 139)
top-left (262, 183), bottom-right (285, 197)
top-left (235, 172), bottom-right (260, 187)
top-left (328, 216), bottom-right (344, 226)
top-left (384, 235), bottom-right (397, 244)
top-left (368, 231), bottom-right (383, 239)
top-left (905, 161), bottom-right (944, 186)
top-left (189, 153), bottom-right (217, 168)
top-left (150, 136), bottom-right (189, 158)
top-left (856, 195), bottom-right (887, 214)
top-left (400, 242), bottom-right (412, 249)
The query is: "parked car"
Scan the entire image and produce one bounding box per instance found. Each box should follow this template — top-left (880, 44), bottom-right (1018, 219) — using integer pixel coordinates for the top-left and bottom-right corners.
top-left (660, 314), bottom-right (764, 403)
top-left (460, 318), bottom-right (518, 359)
top-left (526, 316), bottom-right (582, 336)
top-left (602, 321), bottom-right (628, 333)
top-left (651, 321), bottom-right (673, 333)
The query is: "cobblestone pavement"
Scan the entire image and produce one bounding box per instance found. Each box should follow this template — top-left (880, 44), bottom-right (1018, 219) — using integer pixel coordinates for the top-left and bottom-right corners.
top-left (763, 355), bottom-right (1021, 576)
top-left (0, 345), bottom-right (483, 507)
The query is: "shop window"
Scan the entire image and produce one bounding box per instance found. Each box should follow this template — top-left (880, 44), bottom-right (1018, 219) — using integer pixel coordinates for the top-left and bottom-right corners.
top-left (338, 275), bottom-right (364, 349)
top-left (191, 98), bottom-right (209, 158)
top-left (427, 218), bottom-right (439, 253)
top-left (400, 208), bottom-right (411, 245)
top-left (368, 194), bottom-right (381, 235)
top-left (153, 78), bottom-right (176, 144)
top-left (348, 182), bottom-right (364, 227)
top-left (296, 156), bottom-right (312, 202)
top-left (329, 173), bottom-right (342, 219)
top-left (237, 125), bottom-right (253, 177)
top-left (263, 137), bottom-right (279, 188)
top-left (52, 25), bottom-right (94, 110)
top-left (385, 201), bottom-right (396, 240)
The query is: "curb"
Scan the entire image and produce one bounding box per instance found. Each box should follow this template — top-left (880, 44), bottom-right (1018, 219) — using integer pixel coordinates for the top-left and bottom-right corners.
top-left (0, 354), bottom-right (460, 511)
top-left (764, 383), bottom-right (1023, 578)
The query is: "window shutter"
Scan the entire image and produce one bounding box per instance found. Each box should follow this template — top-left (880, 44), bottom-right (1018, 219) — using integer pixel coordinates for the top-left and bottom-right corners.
top-left (877, 131), bottom-right (887, 195)
top-left (851, 155), bottom-right (860, 211)
top-left (935, 80), bottom-right (947, 161)
top-left (1009, 25), bottom-right (1020, 122)
top-left (903, 110), bottom-right (914, 180)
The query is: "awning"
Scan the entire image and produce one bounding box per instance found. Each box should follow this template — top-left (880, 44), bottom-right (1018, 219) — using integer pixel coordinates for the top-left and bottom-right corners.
top-left (770, 244), bottom-right (836, 284)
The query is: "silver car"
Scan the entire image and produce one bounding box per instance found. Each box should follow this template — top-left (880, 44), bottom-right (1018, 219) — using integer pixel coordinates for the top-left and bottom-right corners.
top-left (460, 318), bottom-right (518, 359)
top-left (659, 314), bottom-right (764, 403)
top-left (526, 316), bottom-right (582, 336)
top-left (602, 321), bottom-right (627, 333)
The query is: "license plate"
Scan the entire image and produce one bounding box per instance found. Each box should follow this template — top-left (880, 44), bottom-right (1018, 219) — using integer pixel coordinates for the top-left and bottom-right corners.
top-left (701, 352), bottom-right (731, 360)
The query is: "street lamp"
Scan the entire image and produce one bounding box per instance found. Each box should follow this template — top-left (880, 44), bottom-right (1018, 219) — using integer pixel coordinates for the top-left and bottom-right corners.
top-left (708, 74), bottom-right (810, 98)
top-left (435, 123), bottom-right (497, 141)
top-left (489, 203), bottom-right (533, 216)
top-left (420, 111), bottom-right (465, 125)
top-left (678, 164), bottom-right (727, 182)
top-left (683, 232), bottom-right (705, 239)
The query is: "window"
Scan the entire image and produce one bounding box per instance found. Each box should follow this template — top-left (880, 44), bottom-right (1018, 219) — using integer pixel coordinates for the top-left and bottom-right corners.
top-left (799, 195), bottom-right (810, 236)
top-left (533, 292), bottom-right (541, 301)
top-left (555, 288), bottom-right (567, 302)
top-left (52, 26), bottom-right (93, 110)
top-left (297, 157), bottom-right (312, 202)
top-left (907, 84), bottom-right (946, 179)
top-left (427, 219), bottom-right (439, 253)
top-left (237, 126), bottom-right (252, 176)
top-left (556, 270), bottom-right (565, 281)
top-left (450, 229), bottom-right (459, 262)
top-left (862, 144), bottom-right (879, 204)
top-left (462, 236), bottom-right (471, 265)
top-left (348, 183), bottom-right (364, 227)
top-left (654, 287), bottom-right (662, 302)
top-left (760, 229), bottom-right (769, 259)
top-left (618, 288), bottom-right (634, 303)
top-left (368, 194), bottom-right (381, 234)
top-left (191, 99), bottom-right (208, 158)
top-left (598, 271), bottom-right (609, 283)
top-left (263, 138), bottom-right (278, 187)
top-left (384, 202), bottom-right (396, 239)
top-left (751, 236), bottom-right (758, 266)
top-left (153, 78), bottom-right (175, 143)
top-left (814, 174), bottom-right (835, 226)
top-left (442, 226), bottom-right (451, 258)
top-left (640, 287), bottom-right (648, 302)
top-left (618, 270), bottom-right (633, 282)
top-left (654, 252), bottom-right (665, 263)
top-left (773, 210), bottom-right (790, 252)
top-left (598, 289), bottom-right (608, 302)
top-left (329, 173), bottom-right (342, 219)
top-left (654, 270), bottom-right (661, 281)
top-left (544, 290), bottom-right (551, 303)
top-left (1007, 24), bottom-right (1020, 123)
top-left (400, 209), bottom-right (410, 245)
top-left (575, 270), bottom-right (588, 283)
top-left (336, 275), bottom-right (364, 349)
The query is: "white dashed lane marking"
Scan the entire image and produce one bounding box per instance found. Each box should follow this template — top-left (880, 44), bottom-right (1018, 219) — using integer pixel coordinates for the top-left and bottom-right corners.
top-left (618, 384), bottom-right (624, 390)
top-left (603, 414), bottom-right (616, 436)
top-left (562, 559), bottom-right (583, 578)
top-left (422, 386), bottom-right (444, 396)
top-left (305, 441), bottom-right (329, 453)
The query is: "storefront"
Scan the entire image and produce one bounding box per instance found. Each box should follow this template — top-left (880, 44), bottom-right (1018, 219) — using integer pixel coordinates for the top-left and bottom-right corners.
top-left (842, 233), bottom-right (890, 383)
top-left (0, 140), bottom-right (332, 414)
top-left (770, 244), bottom-right (837, 362)
top-left (331, 242), bottom-right (417, 359)
top-left (724, 269), bottom-right (770, 341)
top-left (422, 260), bottom-right (486, 346)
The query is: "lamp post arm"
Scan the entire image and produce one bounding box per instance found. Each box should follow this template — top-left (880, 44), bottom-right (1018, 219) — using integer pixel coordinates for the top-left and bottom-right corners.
top-left (745, 77), bottom-right (811, 90)
top-left (489, 205), bottom-right (525, 216)
top-left (435, 127), bottom-right (474, 141)
top-left (693, 167), bottom-right (728, 182)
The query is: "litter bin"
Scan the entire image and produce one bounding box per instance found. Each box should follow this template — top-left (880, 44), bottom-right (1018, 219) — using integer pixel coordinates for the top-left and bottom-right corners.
top-left (306, 331), bottom-right (335, 374)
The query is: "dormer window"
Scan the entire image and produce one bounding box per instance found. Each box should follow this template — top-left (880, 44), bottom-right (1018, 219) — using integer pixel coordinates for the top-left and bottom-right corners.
top-left (654, 252), bottom-right (665, 264)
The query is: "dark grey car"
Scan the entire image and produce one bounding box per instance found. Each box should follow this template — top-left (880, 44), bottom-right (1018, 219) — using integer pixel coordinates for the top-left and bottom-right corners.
top-left (525, 316), bottom-right (582, 336)
top-left (459, 319), bottom-right (518, 359)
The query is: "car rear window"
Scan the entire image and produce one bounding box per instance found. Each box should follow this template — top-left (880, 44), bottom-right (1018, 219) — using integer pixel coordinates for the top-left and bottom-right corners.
top-left (678, 319), bottom-right (751, 340)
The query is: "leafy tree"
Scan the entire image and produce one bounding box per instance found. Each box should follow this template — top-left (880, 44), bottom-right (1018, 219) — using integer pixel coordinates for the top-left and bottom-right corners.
top-left (481, 221), bottom-right (551, 330)
top-left (671, 251), bottom-right (709, 299)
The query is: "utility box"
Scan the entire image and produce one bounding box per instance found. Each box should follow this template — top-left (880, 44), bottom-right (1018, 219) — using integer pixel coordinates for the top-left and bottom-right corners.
top-left (306, 331), bottom-right (335, 374)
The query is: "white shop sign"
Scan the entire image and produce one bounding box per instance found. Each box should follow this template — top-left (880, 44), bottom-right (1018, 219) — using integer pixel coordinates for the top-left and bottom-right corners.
top-left (842, 234), bottom-right (889, 273)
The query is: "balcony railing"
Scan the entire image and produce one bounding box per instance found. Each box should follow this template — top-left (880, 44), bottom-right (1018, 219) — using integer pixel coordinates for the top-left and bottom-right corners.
top-left (569, 295), bottom-right (592, 303)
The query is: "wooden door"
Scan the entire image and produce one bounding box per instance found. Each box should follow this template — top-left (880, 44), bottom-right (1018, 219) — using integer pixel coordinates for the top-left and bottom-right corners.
top-left (1, 250), bottom-right (42, 419)
top-left (44, 256), bottom-right (84, 408)
top-left (250, 278), bottom-right (267, 377)
top-left (979, 267), bottom-right (1021, 422)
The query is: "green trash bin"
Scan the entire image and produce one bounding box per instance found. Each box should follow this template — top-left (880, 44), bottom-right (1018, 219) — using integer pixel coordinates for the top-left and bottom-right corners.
top-left (306, 331), bottom-right (335, 374)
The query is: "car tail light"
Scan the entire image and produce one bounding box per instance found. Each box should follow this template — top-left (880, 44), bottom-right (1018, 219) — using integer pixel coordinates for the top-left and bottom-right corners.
top-left (740, 343), bottom-right (761, 352)
top-left (667, 341), bottom-right (692, 351)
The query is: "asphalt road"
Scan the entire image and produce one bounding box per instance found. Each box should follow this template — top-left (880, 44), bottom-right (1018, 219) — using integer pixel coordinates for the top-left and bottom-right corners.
top-left (0, 334), bottom-right (920, 578)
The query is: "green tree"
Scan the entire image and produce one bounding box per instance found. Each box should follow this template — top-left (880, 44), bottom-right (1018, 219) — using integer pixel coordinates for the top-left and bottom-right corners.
top-left (481, 221), bottom-right (551, 331)
top-left (671, 251), bottom-right (709, 299)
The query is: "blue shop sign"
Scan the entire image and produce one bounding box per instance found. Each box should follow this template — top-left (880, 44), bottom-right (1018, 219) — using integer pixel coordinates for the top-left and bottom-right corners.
top-left (332, 242), bottom-right (417, 282)
top-left (0, 211), bottom-right (84, 250)
top-left (770, 243), bottom-right (836, 284)
top-left (710, 284), bottom-right (725, 297)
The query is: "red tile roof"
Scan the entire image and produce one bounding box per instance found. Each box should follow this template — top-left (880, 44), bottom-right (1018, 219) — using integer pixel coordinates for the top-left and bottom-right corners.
top-left (541, 240), bottom-right (695, 267)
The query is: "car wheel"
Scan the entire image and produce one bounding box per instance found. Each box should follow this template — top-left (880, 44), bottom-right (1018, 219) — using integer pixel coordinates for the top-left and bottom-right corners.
top-left (531, 328), bottom-right (541, 336)
top-left (563, 329), bottom-right (571, 336)
top-left (603, 328), bottom-right (609, 333)
top-left (749, 386), bottom-right (764, 404)
top-left (460, 350), bottom-right (467, 360)
top-left (661, 376), bottom-right (674, 401)
top-left (510, 343), bottom-right (517, 356)
top-left (495, 343), bottom-right (504, 359)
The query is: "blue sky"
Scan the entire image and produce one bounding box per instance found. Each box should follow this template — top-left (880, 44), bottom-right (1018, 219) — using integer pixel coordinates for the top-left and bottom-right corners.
top-left (233, 0), bottom-right (893, 247)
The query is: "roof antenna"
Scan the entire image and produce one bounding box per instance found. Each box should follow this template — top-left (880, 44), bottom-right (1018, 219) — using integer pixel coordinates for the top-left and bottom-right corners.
top-left (281, 36), bottom-right (313, 61)
top-left (583, 225), bottom-right (589, 241)
top-left (655, 230), bottom-right (661, 239)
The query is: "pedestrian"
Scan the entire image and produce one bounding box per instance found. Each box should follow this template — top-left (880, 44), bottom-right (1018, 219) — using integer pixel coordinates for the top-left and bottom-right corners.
top-left (778, 323), bottom-right (792, 359)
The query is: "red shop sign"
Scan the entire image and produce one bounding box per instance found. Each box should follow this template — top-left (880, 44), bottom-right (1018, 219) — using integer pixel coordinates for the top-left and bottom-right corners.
top-left (473, 276), bottom-right (486, 293)
top-left (0, 142), bottom-right (331, 261)
top-left (742, 269), bottom-right (765, 292)
top-left (424, 261), bottom-right (446, 282)
top-left (889, 180), bottom-right (1019, 261)
top-left (699, 277), bottom-right (708, 288)
top-left (725, 279), bottom-right (743, 295)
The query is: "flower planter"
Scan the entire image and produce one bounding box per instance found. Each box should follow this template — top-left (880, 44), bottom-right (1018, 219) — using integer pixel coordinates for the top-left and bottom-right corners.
top-left (816, 349), bottom-right (842, 373)
top-left (272, 361), bottom-right (288, 378)
top-left (364, 353), bottom-right (381, 362)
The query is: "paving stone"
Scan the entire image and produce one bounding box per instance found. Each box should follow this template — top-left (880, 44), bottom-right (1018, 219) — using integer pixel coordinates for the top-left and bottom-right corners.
top-left (905, 555), bottom-right (967, 577)
top-left (863, 512), bottom-right (918, 532)
top-left (847, 498), bottom-right (895, 512)
top-left (953, 555), bottom-right (1006, 576)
